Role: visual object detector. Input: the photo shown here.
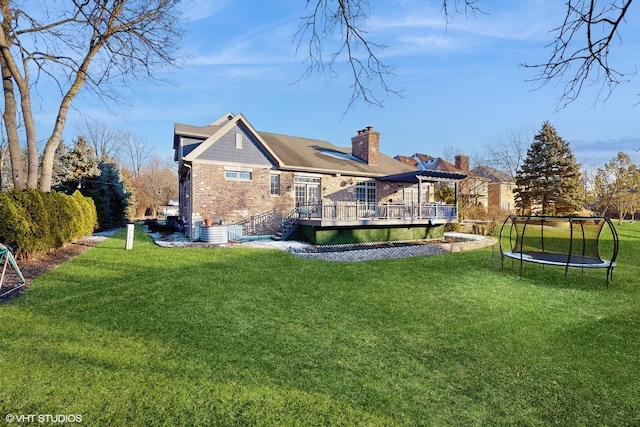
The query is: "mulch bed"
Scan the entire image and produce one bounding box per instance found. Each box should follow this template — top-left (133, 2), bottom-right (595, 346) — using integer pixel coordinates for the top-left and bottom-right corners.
top-left (0, 238), bottom-right (99, 302)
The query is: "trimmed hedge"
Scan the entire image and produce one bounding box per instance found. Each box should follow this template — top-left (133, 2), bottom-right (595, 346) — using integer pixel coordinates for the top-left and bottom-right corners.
top-left (0, 189), bottom-right (98, 258)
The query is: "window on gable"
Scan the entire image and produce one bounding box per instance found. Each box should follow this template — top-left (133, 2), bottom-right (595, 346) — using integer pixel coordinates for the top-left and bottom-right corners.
top-left (270, 174), bottom-right (280, 196)
top-left (225, 171), bottom-right (251, 181)
top-left (235, 133), bottom-right (243, 149)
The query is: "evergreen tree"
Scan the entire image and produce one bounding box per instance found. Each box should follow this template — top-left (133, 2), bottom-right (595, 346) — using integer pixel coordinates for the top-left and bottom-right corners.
top-left (82, 161), bottom-right (132, 230)
top-left (52, 136), bottom-right (101, 192)
top-left (514, 122), bottom-right (583, 215)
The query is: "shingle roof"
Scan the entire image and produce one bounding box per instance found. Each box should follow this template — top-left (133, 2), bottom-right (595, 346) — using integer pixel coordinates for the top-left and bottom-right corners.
top-left (259, 131), bottom-right (415, 176)
top-left (421, 157), bottom-right (461, 173)
top-left (395, 155), bottom-right (419, 168)
top-left (471, 165), bottom-right (514, 183)
top-left (414, 153), bottom-right (434, 163)
top-left (175, 119), bottom-right (416, 177)
top-left (173, 123), bottom-right (222, 146)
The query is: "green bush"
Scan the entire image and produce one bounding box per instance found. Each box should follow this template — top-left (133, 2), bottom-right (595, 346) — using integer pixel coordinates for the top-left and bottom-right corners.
top-left (0, 194), bottom-right (33, 256)
top-left (0, 189), bottom-right (98, 258)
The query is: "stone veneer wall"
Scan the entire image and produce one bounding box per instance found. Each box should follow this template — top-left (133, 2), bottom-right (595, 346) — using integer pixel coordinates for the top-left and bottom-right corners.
top-left (190, 163), bottom-right (294, 228)
top-left (190, 164), bottom-right (406, 232)
top-left (320, 175), bottom-right (400, 203)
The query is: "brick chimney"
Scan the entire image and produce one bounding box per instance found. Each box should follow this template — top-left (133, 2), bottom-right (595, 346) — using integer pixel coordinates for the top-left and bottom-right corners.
top-left (455, 154), bottom-right (469, 172)
top-left (351, 126), bottom-right (380, 166)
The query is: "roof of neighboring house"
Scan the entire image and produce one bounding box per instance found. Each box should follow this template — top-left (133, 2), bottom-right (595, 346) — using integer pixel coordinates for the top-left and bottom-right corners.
top-left (414, 153), bottom-right (434, 163)
top-left (395, 155), bottom-right (418, 168)
top-left (471, 165), bottom-right (514, 183)
top-left (420, 157), bottom-right (461, 173)
top-left (175, 113), bottom-right (417, 178)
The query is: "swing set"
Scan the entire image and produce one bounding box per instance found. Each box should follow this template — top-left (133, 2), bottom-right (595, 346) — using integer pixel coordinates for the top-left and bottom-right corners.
top-left (0, 244), bottom-right (25, 298)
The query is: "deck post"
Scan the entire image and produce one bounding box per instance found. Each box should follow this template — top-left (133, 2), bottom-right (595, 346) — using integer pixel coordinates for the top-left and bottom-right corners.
top-left (417, 176), bottom-right (423, 219)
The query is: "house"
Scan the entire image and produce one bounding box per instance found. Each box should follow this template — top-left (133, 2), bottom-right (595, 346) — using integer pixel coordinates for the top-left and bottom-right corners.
top-left (174, 113), bottom-right (467, 244)
top-left (470, 166), bottom-right (517, 213)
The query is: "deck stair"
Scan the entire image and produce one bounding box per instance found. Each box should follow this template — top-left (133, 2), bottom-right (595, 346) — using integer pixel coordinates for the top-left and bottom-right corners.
top-left (231, 209), bottom-right (281, 236)
top-left (273, 209), bottom-right (299, 240)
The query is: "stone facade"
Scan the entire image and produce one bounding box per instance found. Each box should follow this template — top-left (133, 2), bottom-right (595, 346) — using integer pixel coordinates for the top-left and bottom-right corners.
top-left (189, 164), bottom-right (406, 233)
top-left (190, 163), bottom-right (293, 227)
top-left (320, 175), bottom-right (399, 203)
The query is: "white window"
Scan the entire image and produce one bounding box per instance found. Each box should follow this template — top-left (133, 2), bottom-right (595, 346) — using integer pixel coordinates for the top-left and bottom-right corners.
top-left (225, 171), bottom-right (251, 181)
top-left (356, 180), bottom-right (377, 204)
top-left (294, 175), bottom-right (321, 207)
top-left (270, 174), bottom-right (280, 195)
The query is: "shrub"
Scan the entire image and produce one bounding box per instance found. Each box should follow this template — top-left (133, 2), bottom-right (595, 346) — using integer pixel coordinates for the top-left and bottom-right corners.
top-left (0, 194), bottom-right (33, 256)
top-left (0, 189), bottom-right (98, 258)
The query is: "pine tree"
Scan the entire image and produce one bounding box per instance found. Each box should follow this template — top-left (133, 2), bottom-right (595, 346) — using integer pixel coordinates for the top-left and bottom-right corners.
top-left (514, 122), bottom-right (583, 215)
top-left (82, 161), bottom-right (132, 230)
top-left (52, 136), bottom-right (101, 192)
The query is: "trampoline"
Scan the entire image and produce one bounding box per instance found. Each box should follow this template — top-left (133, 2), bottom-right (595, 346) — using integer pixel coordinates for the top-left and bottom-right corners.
top-left (499, 215), bottom-right (619, 285)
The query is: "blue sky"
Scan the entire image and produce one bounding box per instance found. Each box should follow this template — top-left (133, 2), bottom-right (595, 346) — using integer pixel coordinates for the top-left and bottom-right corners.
top-left (63, 0), bottom-right (640, 168)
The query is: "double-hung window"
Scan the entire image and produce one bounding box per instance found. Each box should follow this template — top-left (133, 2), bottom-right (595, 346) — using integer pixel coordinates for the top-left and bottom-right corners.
top-left (270, 174), bottom-right (280, 196)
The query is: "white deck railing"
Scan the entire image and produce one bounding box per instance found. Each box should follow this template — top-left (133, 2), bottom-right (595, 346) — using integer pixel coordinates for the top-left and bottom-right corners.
top-left (296, 201), bottom-right (457, 222)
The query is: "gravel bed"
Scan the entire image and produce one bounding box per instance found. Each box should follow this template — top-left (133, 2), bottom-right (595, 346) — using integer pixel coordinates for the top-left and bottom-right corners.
top-left (148, 229), bottom-right (495, 262)
top-left (292, 235), bottom-right (495, 262)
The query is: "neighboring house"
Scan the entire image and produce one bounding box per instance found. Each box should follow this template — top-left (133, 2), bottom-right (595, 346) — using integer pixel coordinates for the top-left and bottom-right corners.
top-left (173, 113), bottom-right (467, 244)
top-left (470, 165), bottom-right (517, 213)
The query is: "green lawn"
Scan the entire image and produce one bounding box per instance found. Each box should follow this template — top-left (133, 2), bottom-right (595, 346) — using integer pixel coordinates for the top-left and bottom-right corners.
top-left (1, 224), bottom-right (639, 426)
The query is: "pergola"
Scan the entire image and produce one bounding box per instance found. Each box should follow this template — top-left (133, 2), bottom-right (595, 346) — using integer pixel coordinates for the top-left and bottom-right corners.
top-left (378, 169), bottom-right (467, 205)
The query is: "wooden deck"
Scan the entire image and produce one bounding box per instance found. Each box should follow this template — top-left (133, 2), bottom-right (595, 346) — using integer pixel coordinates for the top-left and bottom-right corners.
top-left (295, 201), bottom-right (458, 228)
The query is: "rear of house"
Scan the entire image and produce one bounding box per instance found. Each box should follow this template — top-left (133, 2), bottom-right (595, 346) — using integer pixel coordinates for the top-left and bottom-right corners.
top-left (174, 113), bottom-right (466, 244)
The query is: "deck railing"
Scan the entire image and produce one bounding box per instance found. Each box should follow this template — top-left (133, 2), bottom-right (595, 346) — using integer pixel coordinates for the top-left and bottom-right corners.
top-left (296, 201), bottom-right (457, 222)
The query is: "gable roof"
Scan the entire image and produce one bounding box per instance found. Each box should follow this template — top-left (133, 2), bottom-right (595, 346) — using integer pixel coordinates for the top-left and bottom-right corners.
top-left (179, 113), bottom-right (282, 165)
top-left (414, 153), bottom-right (434, 163)
top-left (471, 165), bottom-right (514, 183)
top-left (420, 157), bottom-right (461, 173)
top-left (395, 155), bottom-right (418, 168)
top-left (175, 113), bottom-right (416, 178)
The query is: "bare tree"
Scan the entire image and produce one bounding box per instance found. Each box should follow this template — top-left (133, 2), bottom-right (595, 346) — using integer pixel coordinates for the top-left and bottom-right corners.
top-left (0, 0), bottom-right (182, 191)
top-left (484, 127), bottom-right (530, 181)
top-left (524, 0), bottom-right (635, 109)
top-left (441, 146), bottom-right (463, 164)
top-left (118, 129), bottom-right (152, 179)
top-left (129, 156), bottom-right (177, 217)
top-left (0, 123), bottom-right (8, 191)
top-left (78, 118), bottom-right (123, 162)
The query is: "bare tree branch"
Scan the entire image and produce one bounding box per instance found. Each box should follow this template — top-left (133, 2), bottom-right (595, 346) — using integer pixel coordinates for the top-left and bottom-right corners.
top-left (295, 1), bottom-right (485, 112)
top-left (294, 0), bottom-right (399, 111)
top-left (524, 0), bottom-right (636, 109)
